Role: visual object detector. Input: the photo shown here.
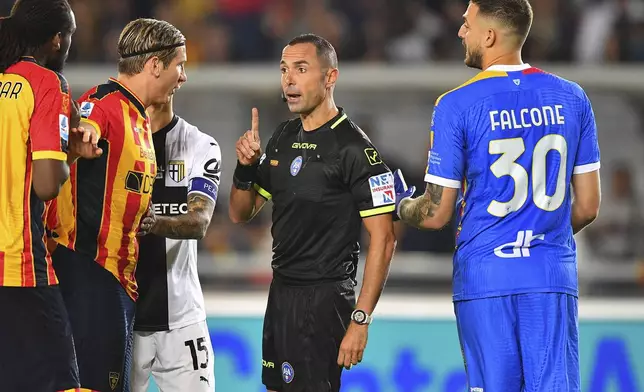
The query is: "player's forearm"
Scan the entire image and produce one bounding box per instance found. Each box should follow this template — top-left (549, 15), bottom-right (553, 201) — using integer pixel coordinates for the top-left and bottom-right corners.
top-left (228, 186), bottom-right (260, 223)
top-left (66, 151), bottom-right (79, 167)
top-left (151, 194), bottom-right (214, 240)
top-left (355, 231), bottom-right (396, 315)
top-left (399, 184), bottom-right (451, 230)
top-left (150, 214), bottom-right (209, 240)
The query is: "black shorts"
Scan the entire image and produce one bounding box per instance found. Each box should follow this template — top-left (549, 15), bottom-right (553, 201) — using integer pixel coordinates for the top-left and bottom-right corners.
top-left (52, 246), bottom-right (136, 392)
top-left (0, 285), bottom-right (80, 391)
top-left (262, 278), bottom-right (355, 392)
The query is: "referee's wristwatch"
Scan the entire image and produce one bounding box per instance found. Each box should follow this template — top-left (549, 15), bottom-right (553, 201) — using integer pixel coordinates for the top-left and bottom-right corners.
top-left (350, 309), bottom-right (373, 325)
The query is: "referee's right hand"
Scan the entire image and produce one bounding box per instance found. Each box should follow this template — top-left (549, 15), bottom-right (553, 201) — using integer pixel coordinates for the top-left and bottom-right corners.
top-left (236, 108), bottom-right (262, 166)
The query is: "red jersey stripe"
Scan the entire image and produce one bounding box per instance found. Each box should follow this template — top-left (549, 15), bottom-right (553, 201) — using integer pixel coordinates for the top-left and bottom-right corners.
top-left (0, 252), bottom-right (4, 285)
top-left (22, 156), bottom-right (34, 287)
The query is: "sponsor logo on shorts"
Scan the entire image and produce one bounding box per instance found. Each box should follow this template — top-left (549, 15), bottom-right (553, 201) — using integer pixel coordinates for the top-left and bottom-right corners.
top-left (281, 361), bottom-right (294, 383)
top-left (109, 371), bottom-right (120, 390)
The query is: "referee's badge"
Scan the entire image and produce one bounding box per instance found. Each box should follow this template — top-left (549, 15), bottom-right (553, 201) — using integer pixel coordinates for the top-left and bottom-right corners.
top-left (281, 362), bottom-right (294, 383)
top-left (290, 156), bottom-right (303, 176)
top-left (168, 160), bottom-right (186, 183)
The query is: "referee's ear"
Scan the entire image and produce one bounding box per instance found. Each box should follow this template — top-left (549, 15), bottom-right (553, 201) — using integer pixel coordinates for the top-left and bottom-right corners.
top-left (325, 68), bottom-right (338, 89)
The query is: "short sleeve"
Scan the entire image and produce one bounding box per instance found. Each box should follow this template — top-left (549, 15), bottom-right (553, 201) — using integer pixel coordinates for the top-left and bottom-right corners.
top-left (342, 137), bottom-right (395, 218)
top-left (187, 133), bottom-right (222, 205)
top-left (253, 135), bottom-right (275, 201)
top-left (30, 73), bottom-right (70, 161)
top-left (573, 94), bottom-right (601, 174)
top-left (78, 99), bottom-right (107, 138)
top-left (424, 99), bottom-right (465, 189)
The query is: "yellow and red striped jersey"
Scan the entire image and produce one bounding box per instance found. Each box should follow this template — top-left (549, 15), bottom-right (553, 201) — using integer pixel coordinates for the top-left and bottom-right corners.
top-left (0, 57), bottom-right (70, 287)
top-left (51, 78), bottom-right (156, 300)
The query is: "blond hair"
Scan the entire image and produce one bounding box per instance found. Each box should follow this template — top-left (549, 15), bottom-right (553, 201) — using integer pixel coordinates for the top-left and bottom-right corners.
top-left (117, 18), bottom-right (185, 76)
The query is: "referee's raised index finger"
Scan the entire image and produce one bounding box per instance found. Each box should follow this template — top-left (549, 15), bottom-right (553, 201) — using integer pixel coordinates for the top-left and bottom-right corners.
top-left (251, 108), bottom-right (259, 139)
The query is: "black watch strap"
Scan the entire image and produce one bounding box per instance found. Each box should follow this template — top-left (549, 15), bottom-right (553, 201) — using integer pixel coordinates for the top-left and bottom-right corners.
top-left (233, 175), bottom-right (253, 191)
top-left (233, 161), bottom-right (259, 191)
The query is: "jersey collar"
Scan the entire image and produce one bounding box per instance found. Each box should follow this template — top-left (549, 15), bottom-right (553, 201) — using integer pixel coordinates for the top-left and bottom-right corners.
top-left (300, 107), bottom-right (347, 133)
top-left (107, 77), bottom-right (147, 118)
top-left (485, 64), bottom-right (531, 72)
top-left (153, 114), bottom-right (179, 138)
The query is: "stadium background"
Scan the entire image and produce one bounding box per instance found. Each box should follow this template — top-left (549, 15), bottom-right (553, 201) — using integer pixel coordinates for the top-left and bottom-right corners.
top-left (2, 0), bottom-right (643, 390)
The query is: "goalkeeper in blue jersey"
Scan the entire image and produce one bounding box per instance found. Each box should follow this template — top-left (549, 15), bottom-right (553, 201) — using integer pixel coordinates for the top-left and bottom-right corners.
top-left (394, 0), bottom-right (601, 390)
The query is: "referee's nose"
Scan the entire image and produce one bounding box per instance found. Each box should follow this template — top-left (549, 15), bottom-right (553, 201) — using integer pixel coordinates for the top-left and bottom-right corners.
top-left (283, 70), bottom-right (295, 86)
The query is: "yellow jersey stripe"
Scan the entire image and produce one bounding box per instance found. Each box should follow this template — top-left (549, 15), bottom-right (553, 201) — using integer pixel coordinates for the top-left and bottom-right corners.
top-left (330, 113), bottom-right (348, 129)
top-left (81, 118), bottom-right (103, 138)
top-left (253, 184), bottom-right (272, 200)
top-left (435, 71), bottom-right (508, 106)
top-left (32, 151), bottom-right (67, 161)
top-left (359, 205), bottom-right (395, 218)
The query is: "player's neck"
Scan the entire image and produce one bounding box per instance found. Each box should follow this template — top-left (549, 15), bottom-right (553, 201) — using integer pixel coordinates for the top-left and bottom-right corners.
top-left (149, 106), bottom-right (174, 133)
top-left (27, 48), bottom-right (47, 66)
top-left (115, 74), bottom-right (152, 108)
top-left (482, 52), bottom-right (524, 71)
top-left (300, 99), bottom-right (339, 132)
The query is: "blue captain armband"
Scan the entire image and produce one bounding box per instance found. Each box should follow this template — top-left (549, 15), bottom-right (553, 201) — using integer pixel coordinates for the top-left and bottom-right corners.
top-left (188, 177), bottom-right (218, 204)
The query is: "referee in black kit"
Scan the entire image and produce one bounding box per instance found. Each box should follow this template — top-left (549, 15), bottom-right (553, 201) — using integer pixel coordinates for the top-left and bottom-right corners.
top-left (229, 33), bottom-right (397, 392)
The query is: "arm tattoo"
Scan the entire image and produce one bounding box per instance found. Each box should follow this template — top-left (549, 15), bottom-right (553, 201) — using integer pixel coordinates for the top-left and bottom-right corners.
top-left (151, 194), bottom-right (215, 240)
top-left (400, 183), bottom-right (444, 227)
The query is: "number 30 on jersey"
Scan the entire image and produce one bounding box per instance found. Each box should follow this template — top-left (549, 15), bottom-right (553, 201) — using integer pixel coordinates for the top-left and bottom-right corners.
top-left (488, 134), bottom-right (567, 217)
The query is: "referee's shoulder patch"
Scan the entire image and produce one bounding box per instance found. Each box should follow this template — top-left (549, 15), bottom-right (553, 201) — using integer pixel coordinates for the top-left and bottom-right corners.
top-left (364, 147), bottom-right (382, 166)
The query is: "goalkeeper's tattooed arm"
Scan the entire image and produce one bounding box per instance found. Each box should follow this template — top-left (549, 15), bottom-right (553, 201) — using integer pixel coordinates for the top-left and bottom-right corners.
top-left (399, 183), bottom-right (458, 230)
top-left (151, 194), bottom-right (215, 240)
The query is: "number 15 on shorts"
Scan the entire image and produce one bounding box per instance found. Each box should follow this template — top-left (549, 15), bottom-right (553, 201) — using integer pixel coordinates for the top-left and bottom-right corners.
top-left (185, 337), bottom-right (209, 370)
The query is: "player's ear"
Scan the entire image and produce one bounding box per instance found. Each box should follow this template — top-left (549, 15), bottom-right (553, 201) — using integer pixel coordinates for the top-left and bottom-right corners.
top-left (484, 28), bottom-right (496, 48)
top-left (325, 68), bottom-right (338, 89)
top-left (147, 56), bottom-right (162, 78)
top-left (51, 33), bottom-right (62, 51)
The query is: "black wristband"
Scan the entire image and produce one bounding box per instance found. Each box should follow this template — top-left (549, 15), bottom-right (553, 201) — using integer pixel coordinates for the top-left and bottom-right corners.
top-left (234, 161), bottom-right (258, 183)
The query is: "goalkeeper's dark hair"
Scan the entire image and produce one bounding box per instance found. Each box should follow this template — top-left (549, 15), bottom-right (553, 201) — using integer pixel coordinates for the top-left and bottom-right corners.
top-left (471, 0), bottom-right (533, 46)
top-left (0, 0), bottom-right (73, 72)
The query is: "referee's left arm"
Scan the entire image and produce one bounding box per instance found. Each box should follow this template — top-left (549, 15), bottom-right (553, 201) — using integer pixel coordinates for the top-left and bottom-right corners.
top-left (337, 138), bottom-right (396, 368)
top-left (357, 213), bottom-right (396, 315)
top-left (343, 142), bottom-right (397, 315)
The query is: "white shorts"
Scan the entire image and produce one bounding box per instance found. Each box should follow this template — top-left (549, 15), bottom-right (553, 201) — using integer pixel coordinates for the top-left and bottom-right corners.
top-left (131, 320), bottom-right (215, 392)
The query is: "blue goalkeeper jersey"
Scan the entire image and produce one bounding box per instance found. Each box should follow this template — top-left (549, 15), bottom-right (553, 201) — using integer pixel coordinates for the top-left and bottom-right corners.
top-left (426, 64), bottom-right (601, 301)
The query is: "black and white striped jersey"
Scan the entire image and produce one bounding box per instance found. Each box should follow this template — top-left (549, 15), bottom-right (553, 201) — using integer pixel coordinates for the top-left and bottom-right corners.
top-left (134, 115), bottom-right (221, 331)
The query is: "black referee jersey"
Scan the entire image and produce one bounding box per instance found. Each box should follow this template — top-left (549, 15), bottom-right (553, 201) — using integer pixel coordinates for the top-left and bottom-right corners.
top-left (253, 108), bottom-right (396, 284)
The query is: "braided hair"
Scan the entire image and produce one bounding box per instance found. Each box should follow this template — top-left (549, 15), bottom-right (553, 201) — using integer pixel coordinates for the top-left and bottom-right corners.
top-left (0, 0), bottom-right (73, 72)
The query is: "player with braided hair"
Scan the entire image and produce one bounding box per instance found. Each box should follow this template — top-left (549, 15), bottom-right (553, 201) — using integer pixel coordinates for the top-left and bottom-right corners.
top-left (0, 0), bottom-right (101, 390)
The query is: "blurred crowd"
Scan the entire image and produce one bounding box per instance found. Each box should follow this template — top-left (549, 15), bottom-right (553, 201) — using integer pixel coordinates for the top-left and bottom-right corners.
top-left (2, 0), bottom-right (642, 292)
top-left (1, 0), bottom-right (643, 64)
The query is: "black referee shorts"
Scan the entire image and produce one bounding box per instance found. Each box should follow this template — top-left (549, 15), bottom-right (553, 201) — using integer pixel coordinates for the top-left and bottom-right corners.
top-left (262, 278), bottom-right (355, 392)
top-left (52, 245), bottom-right (136, 392)
top-left (0, 285), bottom-right (80, 391)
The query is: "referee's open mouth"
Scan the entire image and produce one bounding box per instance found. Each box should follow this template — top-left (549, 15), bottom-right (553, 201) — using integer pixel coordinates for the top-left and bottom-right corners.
top-left (284, 92), bottom-right (301, 103)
